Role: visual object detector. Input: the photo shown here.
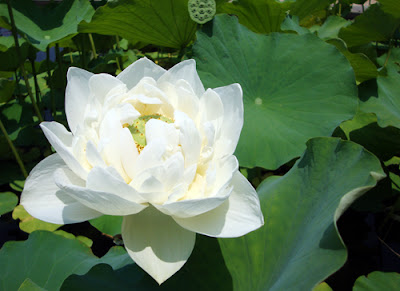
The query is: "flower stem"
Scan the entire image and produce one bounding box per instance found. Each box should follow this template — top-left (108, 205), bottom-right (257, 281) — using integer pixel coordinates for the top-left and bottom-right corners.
top-left (88, 33), bottom-right (97, 59)
top-left (46, 46), bottom-right (56, 120)
top-left (30, 58), bottom-right (40, 105)
top-left (6, 0), bottom-right (43, 123)
top-left (0, 118), bottom-right (28, 178)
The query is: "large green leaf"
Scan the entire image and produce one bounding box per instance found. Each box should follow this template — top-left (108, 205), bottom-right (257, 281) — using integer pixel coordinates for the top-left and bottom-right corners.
top-left (61, 235), bottom-right (232, 290)
top-left (0, 191), bottom-right (18, 215)
top-left (89, 215), bottom-right (123, 237)
top-left (0, 78), bottom-right (16, 104)
top-left (353, 271), bottom-right (400, 290)
top-left (219, 137), bottom-right (385, 291)
top-left (193, 14), bottom-right (357, 169)
top-left (79, 0), bottom-right (197, 49)
top-left (360, 48), bottom-right (400, 129)
top-left (0, 231), bottom-right (132, 291)
top-left (340, 111), bottom-right (400, 161)
top-left (218, 0), bottom-right (291, 34)
top-left (379, 0), bottom-right (400, 19)
top-left (338, 4), bottom-right (400, 48)
top-left (0, 0), bottom-right (95, 51)
top-left (0, 36), bottom-right (36, 71)
top-left (314, 15), bottom-right (351, 40)
top-left (326, 39), bottom-right (377, 83)
top-left (289, 0), bottom-right (332, 25)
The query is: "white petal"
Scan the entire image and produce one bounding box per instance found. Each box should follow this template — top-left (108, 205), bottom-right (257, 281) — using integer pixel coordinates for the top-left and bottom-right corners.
top-left (199, 88), bottom-right (224, 124)
top-left (174, 111), bottom-right (201, 167)
top-left (145, 119), bottom-right (179, 152)
top-left (154, 186), bottom-right (231, 218)
top-left (21, 154), bottom-right (102, 224)
top-left (86, 166), bottom-right (146, 204)
top-left (40, 122), bottom-right (88, 180)
top-left (158, 59), bottom-right (205, 97)
top-left (120, 128), bottom-right (139, 180)
top-left (86, 141), bottom-right (106, 168)
top-left (174, 171), bottom-right (264, 238)
top-left (132, 153), bottom-right (185, 204)
top-left (122, 207), bottom-right (196, 284)
top-left (214, 84), bottom-right (244, 157)
top-left (98, 110), bottom-right (129, 181)
top-left (54, 168), bottom-right (147, 216)
top-left (132, 139), bottom-right (166, 176)
top-left (115, 103), bottom-right (141, 125)
top-left (88, 74), bottom-right (125, 106)
top-left (117, 57), bottom-right (166, 89)
top-left (65, 67), bottom-right (93, 134)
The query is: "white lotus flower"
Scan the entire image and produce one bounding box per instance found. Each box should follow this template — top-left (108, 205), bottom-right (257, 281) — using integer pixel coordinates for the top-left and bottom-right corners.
top-left (21, 58), bottom-right (264, 284)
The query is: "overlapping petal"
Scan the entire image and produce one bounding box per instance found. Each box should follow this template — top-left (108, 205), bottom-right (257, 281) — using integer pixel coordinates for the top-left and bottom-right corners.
top-left (21, 154), bottom-right (102, 224)
top-left (122, 207), bottom-right (196, 284)
top-left (174, 171), bottom-right (264, 238)
top-left (65, 67), bottom-right (93, 134)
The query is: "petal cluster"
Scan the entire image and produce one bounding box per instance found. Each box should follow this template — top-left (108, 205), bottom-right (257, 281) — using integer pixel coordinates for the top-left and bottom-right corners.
top-left (21, 58), bottom-right (264, 284)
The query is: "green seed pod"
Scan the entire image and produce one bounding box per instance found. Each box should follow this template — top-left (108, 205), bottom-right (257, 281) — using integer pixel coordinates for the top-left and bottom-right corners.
top-left (188, 0), bottom-right (216, 24)
top-left (127, 114), bottom-right (173, 151)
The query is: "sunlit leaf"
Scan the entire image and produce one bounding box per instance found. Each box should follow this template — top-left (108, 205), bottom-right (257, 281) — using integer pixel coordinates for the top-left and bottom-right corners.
top-left (12, 205), bottom-right (61, 233)
top-left (79, 0), bottom-right (197, 49)
top-left (0, 0), bottom-right (95, 51)
top-left (219, 137), bottom-right (385, 290)
top-left (219, 0), bottom-right (291, 34)
top-left (194, 14), bottom-right (357, 169)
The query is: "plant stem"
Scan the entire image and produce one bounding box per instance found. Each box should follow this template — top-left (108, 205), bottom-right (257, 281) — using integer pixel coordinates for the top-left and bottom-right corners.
top-left (88, 33), bottom-right (97, 59)
top-left (80, 36), bottom-right (86, 69)
top-left (30, 58), bottom-right (40, 105)
top-left (115, 36), bottom-right (122, 71)
top-left (6, 0), bottom-right (43, 122)
top-left (46, 46), bottom-right (56, 120)
top-left (0, 118), bottom-right (28, 178)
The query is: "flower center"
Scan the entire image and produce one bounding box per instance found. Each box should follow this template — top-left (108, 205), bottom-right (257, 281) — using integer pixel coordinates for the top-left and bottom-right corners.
top-left (126, 114), bottom-right (173, 153)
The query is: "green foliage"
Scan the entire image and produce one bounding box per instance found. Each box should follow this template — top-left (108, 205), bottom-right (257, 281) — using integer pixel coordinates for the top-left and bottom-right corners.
top-left (0, 191), bottom-right (18, 215)
top-left (194, 14), bottom-right (357, 170)
top-left (327, 38), bottom-right (378, 83)
top-left (12, 205), bottom-right (61, 233)
top-left (340, 111), bottom-right (400, 161)
top-left (17, 278), bottom-right (47, 291)
top-left (0, 0), bottom-right (95, 51)
top-left (353, 271), bottom-right (400, 290)
top-left (219, 0), bottom-right (292, 34)
top-left (0, 78), bottom-right (16, 104)
top-left (360, 48), bottom-right (400, 128)
top-left (89, 215), bottom-right (123, 237)
top-left (79, 0), bottom-right (197, 49)
top-left (339, 4), bottom-right (400, 48)
top-left (219, 137), bottom-right (385, 290)
top-left (61, 235), bottom-right (232, 290)
top-left (0, 231), bottom-right (132, 291)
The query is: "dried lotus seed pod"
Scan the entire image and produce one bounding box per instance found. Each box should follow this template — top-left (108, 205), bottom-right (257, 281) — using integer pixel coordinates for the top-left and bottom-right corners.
top-left (188, 0), bottom-right (216, 24)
